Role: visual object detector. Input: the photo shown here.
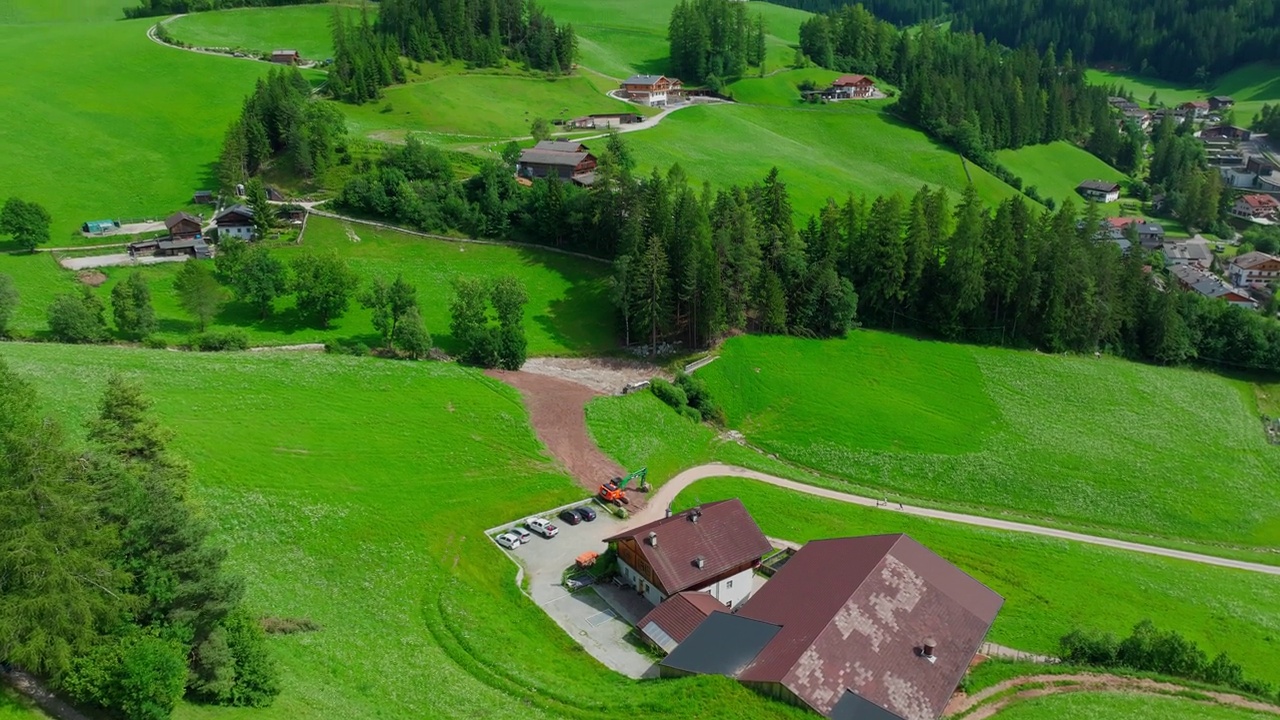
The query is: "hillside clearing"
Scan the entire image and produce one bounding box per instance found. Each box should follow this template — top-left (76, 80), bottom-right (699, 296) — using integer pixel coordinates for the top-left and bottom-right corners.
top-left (166, 4), bottom-right (363, 59)
top-left (1086, 63), bottom-right (1280, 121)
top-left (697, 333), bottom-right (1280, 548)
top-left (986, 691), bottom-right (1280, 719)
top-left (995, 141), bottom-right (1129, 208)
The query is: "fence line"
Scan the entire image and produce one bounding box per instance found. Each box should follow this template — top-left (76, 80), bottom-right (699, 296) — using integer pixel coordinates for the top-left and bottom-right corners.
top-left (683, 355), bottom-right (719, 374)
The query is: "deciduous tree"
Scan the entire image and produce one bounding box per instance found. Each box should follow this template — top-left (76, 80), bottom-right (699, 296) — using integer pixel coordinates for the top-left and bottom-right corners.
top-left (111, 272), bottom-right (157, 340)
top-left (291, 252), bottom-right (358, 328)
top-left (173, 261), bottom-right (226, 332)
top-left (48, 288), bottom-right (108, 343)
top-left (0, 196), bottom-right (52, 252)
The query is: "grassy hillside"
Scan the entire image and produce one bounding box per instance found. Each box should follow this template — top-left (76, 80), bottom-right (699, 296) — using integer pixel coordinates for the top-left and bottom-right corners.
top-left (0, 688), bottom-right (46, 720)
top-left (342, 71), bottom-right (649, 142)
top-left (989, 692), bottom-right (1278, 719)
top-left (1087, 63), bottom-right (1280, 120)
top-left (0, 343), bottom-right (813, 720)
top-left (995, 141), bottom-right (1129, 207)
top-left (728, 67), bottom-right (844, 106)
top-left (697, 333), bottom-right (1280, 548)
top-left (625, 103), bottom-right (1021, 214)
top-left (166, 4), bottom-right (363, 60)
top-left (2, 216), bottom-right (615, 355)
top-left (671, 478), bottom-right (1280, 683)
top-left (0, 5), bottom-right (311, 243)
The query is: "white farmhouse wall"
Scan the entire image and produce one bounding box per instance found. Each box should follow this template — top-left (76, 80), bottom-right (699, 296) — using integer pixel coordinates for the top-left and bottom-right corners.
top-left (618, 558), bottom-right (667, 606)
top-left (219, 225), bottom-right (253, 240)
top-left (700, 567), bottom-right (755, 608)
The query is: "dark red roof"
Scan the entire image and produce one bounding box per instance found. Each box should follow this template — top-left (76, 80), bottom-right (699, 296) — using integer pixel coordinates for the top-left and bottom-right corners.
top-left (734, 535), bottom-right (1003, 720)
top-left (833, 74), bottom-right (872, 86)
top-left (639, 591), bottom-right (727, 647)
top-left (165, 211), bottom-right (200, 230)
top-left (1242, 194), bottom-right (1279, 209)
top-left (604, 499), bottom-right (771, 595)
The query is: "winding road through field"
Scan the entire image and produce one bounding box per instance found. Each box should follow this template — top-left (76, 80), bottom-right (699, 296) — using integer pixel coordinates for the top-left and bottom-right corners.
top-left (634, 464), bottom-right (1280, 576)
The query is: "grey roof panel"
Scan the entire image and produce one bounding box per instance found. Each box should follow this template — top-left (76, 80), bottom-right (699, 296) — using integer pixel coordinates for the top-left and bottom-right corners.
top-left (660, 612), bottom-right (780, 677)
top-left (831, 691), bottom-right (906, 720)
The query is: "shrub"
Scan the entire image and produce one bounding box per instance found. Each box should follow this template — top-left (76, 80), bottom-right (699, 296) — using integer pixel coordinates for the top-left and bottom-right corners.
top-left (649, 378), bottom-right (688, 410)
top-left (63, 629), bottom-right (187, 720)
top-left (141, 336), bottom-right (168, 350)
top-left (260, 617), bottom-right (321, 635)
top-left (191, 330), bottom-right (249, 352)
top-left (678, 405), bottom-right (702, 422)
top-left (675, 371), bottom-right (725, 423)
top-left (47, 289), bottom-right (108, 343)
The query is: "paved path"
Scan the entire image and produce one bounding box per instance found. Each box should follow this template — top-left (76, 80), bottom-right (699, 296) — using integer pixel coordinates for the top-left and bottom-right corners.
top-left (59, 253), bottom-right (192, 270)
top-left (639, 464), bottom-right (1280, 576)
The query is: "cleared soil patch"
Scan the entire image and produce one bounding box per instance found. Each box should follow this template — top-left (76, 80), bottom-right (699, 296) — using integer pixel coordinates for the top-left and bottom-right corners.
top-left (946, 673), bottom-right (1280, 718)
top-left (487, 369), bottom-right (625, 492)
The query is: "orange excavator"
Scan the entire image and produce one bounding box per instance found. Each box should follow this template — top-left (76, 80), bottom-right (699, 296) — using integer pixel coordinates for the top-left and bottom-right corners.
top-left (598, 467), bottom-right (648, 505)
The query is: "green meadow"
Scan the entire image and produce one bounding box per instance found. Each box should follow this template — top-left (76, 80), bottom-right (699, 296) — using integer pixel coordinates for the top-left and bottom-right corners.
top-left (670, 477), bottom-right (1280, 683)
top-left (1086, 63), bottom-right (1280, 121)
top-left (728, 67), bottom-right (846, 106)
top-left (0, 3), bottom-right (308, 242)
top-left (989, 692), bottom-right (1279, 719)
top-left (624, 103), bottom-right (1021, 214)
top-left (995, 140), bottom-right (1130, 207)
top-left (167, 4), bottom-right (364, 60)
top-left (2, 216), bottom-right (614, 355)
top-left (696, 333), bottom-right (1280, 548)
top-left (0, 688), bottom-right (44, 720)
top-left (0, 342), bottom-right (813, 720)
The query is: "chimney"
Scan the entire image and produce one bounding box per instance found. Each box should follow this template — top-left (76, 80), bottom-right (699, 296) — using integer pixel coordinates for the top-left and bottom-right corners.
top-left (648, 531), bottom-right (658, 547)
top-left (690, 507), bottom-right (701, 523)
top-left (665, 505), bottom-right (673, 518)
top-left (694, 556), bottom-right (705, 568)
top-left (922, 638), bottom-right (937, 664)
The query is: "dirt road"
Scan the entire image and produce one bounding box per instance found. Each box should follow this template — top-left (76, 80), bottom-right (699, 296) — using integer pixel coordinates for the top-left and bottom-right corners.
top-left (945, 673), bottom-right (1280, 718)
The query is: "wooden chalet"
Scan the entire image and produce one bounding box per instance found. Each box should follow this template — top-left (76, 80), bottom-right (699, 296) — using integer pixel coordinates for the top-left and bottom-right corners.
top-left (164, 211), bottom-right (202, 240)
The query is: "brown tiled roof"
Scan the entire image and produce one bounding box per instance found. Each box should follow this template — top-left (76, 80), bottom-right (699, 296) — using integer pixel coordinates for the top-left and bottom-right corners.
top-left (833, 74), bottom-right (871, 86)
top-left (1232, 251), bottom-right (1280, 269)
top-left (734, 535), bottom-right (1003, 720)
top-left (639, 591), bottom-right (726, 648)
top-left (604, 499), bottom-right (771, 595)
top-left (165, 211), bottom-right (200, 230)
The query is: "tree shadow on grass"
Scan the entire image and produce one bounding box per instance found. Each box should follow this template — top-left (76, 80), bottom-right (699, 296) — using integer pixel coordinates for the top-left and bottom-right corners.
top-left (633, 57), bottom-right (669, 77)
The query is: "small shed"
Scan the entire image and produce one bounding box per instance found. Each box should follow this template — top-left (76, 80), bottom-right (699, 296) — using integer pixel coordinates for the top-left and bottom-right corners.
top-left (193, 190), bottom-right (215, 205)
top-left (82, 219), bottom-right (120, 234)
top-left (271, 49), bottom-right (301, 65)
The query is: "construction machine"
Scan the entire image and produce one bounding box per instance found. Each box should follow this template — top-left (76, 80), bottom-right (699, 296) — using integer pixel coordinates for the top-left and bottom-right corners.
top-left (597, 467), bottom-right (648, 505)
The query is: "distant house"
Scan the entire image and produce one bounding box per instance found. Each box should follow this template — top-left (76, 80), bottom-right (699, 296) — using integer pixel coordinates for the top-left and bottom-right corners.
top-left (264, 185), bottom-right (286, 202)
top-left (193, 190), bottom-right (215, 205)
top-left (1178, 100), bottom-right (1210, 118)
top-left (1122, 108), bottom-right (1152, 129)
top-left (604, 499), bottom-right (771, 608)
top-left (214, 205), bottom-right (255, 240)
top-left (1200, 125), bottom-right (1251, 142)
top-left (827, 74), bottom-right (876, 99)
top-left (1169, 264), bottom-right (1256, 308)
top-left (1209, 95), bottom-right (1235, 111)
top-left (271, 49), bottom-right (301, 65)
top-left (128, 237), bottom-right (211, 259)
top-left (516, 144), bottom-right (598, 183)
top-left (620, 75), bottom-right (683, 106)
top-left (1228, 251), bottom-right (1280, 288)
top-left (1152, 108), bottom-right (1187, 125)
top-left (568, 113), bottom-right (644, 129)
top-left (638, 591), bottom-right (727, 654)
top-left (1161, 240), bottom-right (1213, 270)
top-left (1231, 194), bottom-right (1280, 220)
top-left (1104, 217), bottom-right (1165, 249)
top-left (1076, 180), bottom-right (1121, 203)
top-left (165, 211), bottom-right (203, 241)
top-left (661, 534), bottom-right (1003, 720)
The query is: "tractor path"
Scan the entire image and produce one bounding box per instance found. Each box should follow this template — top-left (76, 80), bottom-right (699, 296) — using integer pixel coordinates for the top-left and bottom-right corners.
top-left (943, 672), bottom-right (1280, 718)
top-left (486, 369), bottom-right (624, 493)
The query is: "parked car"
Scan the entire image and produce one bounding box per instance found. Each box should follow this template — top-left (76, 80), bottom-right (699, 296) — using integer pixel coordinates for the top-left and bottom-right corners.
top-left (575, 506), bottom-right (597, 522)
top-left (495, 532), bottom-right (522, 549)
top-left (559, 509), bottom-right (582, 525)
top-left (526, 517), bottom-right (559, 538)
top-left (509, 526), bottom-right (531, 543)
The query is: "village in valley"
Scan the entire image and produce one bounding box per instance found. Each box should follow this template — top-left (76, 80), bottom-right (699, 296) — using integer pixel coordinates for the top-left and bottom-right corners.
top-left (2, 2), bottom-right (1280, 720)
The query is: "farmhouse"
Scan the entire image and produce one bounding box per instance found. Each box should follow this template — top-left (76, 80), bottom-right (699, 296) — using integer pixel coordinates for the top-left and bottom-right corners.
top-left (620, 74), bottom-right (683, 106)
top-left (603, 499), bottom-right (770, 609)
top-left (1231, 194), bottom-right (1280, 220)
top-left (128, 237), bottom-right (211, 259)
top-left (828, 74), bottom-right (876, 99)
top-left (516, 142), bottom-right (598, 183)
top-left (164, 211), bottom-right (203, 240)
top-left (1209, 95), bottom-right (1235, 110)
top-left (661, 534), bottom-right (1003, 720)
top-left (1228, 251), bottom-right (1280, 288)
top-left (271, 49), bottom-right (301, 65)
top-left (1178, 100), bottom-right (1210, 118)
top-left (1105, 217), bottom-right (1165, 249)
top-left (214, 205), bottom-right (255, 240)
top-left (1200, 125), bottom-right (1251, 142)
top-left (1169, 264), bottom-right (1256, 308)
top-left (1161, 240), bottom-right (1213, 270)
top-left (1076, 180), bottom-right (1121, 203)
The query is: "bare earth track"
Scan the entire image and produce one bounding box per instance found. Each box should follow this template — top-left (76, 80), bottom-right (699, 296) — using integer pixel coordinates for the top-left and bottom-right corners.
top-left (945, 673), bottom-right (1280, 718)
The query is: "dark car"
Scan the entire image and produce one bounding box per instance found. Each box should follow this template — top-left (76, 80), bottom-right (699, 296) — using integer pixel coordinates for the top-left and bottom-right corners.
top-left (575, 506), bottom-right (597, 522)
top-left (559, 509), bottom-right (582, 526)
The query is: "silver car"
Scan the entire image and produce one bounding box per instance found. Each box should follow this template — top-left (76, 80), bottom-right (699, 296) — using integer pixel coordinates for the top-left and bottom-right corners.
top-left (495, 532), bottom-right (522, 549)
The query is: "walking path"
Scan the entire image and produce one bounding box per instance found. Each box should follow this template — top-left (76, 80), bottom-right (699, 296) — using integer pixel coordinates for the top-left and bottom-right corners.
top-left (639, 464), bottom-right (1280, 576)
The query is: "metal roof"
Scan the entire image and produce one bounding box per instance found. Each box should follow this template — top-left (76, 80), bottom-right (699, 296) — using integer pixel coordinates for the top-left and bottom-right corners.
top-left (623, 74), bottom-right (669, 86)
top-left (733, 535), bottom-right (1002, 720)
top-left (831, 690), bottom-right (906, 720)
top-left (518, 149), bottom-right (592, 167)
top-left (165, 211), bottom-right (200, 229)
top-left (660, 612), bottom-right (781, 676)
top-left (215, 204), bottom-right (255, 225)
top-left (603, 499), bottom-right (772, 595)
top-left (533, 140), bottom-right (587, 153)
top-left (1077, 179), bottom-right (1120, 192)
top-left (639, 591), bottom-right (727, 651)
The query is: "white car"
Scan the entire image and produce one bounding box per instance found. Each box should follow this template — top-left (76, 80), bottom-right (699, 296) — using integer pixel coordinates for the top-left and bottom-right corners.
top-left (495, 532), bottom-right (522, 549)
top-left (509, 526), bottom-right (531, 543)
top-left (526, 517), bottom-right (559, 538)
